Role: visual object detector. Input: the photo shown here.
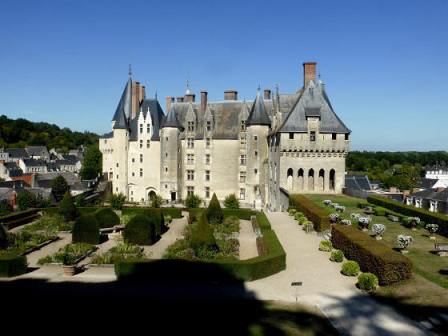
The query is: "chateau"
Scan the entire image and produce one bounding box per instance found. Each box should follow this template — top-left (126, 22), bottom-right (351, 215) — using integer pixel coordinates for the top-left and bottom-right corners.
top-left (99, 62), bottom-right (351, 210)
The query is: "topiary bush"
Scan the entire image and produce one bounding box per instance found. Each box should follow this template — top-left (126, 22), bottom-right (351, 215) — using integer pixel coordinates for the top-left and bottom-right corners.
top-left (190, 212), bottom-right (218, 253)
top-left (72, 214), bottom-right (100, 245)
top-left (94, 208), bottom-right (120, 229)
top-left (342, 260), bottom-right (360, 276)
top-left (374, 207), bottom-right (386, 216)
top-left (288, 208), bottom-right (297, 216)
top-left (123, 214), bottom-right (157, 245)
top-left (357, 272), bottom-right (379, 291)
top-left (58, 191), bottom-right (78, 222)
top-left (0, 224), bottom-right (8, 249)
top-left (206, 193), bottom-right (224, 225)
top-left (330, 249), bottom-right (344, 262)
top-left (110, 193), bottom-right (126, 210)
top-left (289, 195), bottom-right (331, 232)
top-left (185, 194), bottom-right (202, 208)
top-left (319, 240), bottom-right (332, 252)
top-left (224, 194), bottom-right (240, 209)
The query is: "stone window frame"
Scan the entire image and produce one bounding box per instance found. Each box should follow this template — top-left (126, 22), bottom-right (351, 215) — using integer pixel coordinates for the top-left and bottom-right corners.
top-left (239, 188), bottom-right (245, 200)
top-left (240, 154), bottom-right (246, 165)
top-left (205, 170), bottom-right (210, 181)
top-left (187, 186), bottom-right (194, 196)
top-left (187, 137), bottom-right (194, 149)
top-left (205, 187), bottom-right (210, 199)
top-left (187, 170), bottom-right (195, 181)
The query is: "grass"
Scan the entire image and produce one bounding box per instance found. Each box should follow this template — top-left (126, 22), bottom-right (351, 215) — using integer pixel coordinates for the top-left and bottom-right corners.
top-left (307, 194), bottom-right (448, 289)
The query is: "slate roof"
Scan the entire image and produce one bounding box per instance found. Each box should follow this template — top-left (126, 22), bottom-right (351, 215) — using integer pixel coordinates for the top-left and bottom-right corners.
top-left (3, 162), bottom-right (23, 177)
top-left (129, 99), bottom-right (165, 141)
top-left (99, 131), bottom-right (113, 139)
top-left (23, 158), bottom-right (46, 167)
top-left (277, 80), bottom-right (350, 134)
top-left (5, 148), bottom-right (29, 159)
top-left (345, 175), bottom-right (372, 191)
top-left (112, 77), bottom-right (132, 129)
top-left (163, 105), bottom-right (181, 128)
top-left (25, 146), bottom-right (49, 157)
top-left (412, 188), bottom-right (448, 202)
top-left (246, 91), bottom-right (271, 127)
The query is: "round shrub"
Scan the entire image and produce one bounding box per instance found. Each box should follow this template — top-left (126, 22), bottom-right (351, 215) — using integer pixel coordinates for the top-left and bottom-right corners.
top-left (288, 208), bottom-right (297, 216)
top-left (206, 193), bottom-right (224, 225)
top-left (72, 214), bottom-right (100, 245)
top-left (224, 193), bottom-right (240, 209)
top-left (341, 260), bottom-right (360, 276)
top-left (123, 214), bottom-right (157, 245)
top-left (318, 240), bottom-right (332, 252)
top-left (94, 208), bottom-right (120, 229)
top-left (357, 273), bottom-right (379, 291)
top-left (0, 224), bottom-right (8, 249)
top-left (330, 249), bottom-right (344, 262)
top-left (374, 207), bottom-right (386, 216)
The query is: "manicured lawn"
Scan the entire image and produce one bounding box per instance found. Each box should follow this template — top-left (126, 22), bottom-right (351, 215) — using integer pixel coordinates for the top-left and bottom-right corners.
top-left (304, 194), bottom-right (448, 303)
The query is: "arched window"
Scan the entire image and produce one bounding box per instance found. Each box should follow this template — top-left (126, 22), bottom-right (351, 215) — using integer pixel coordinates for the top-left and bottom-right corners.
top-left (298, 169), bottom-right (304, 190)
top-left (330, 169), bottom-right (336, 191)
top-left (319, 169), bottom-right (325, 191)
top-left (308, 169), bottom-right (315, 191)
top-left (286, 168), bottom-right (293, 189)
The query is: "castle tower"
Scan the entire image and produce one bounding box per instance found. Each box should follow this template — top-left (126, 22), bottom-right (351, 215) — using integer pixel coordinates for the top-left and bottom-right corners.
top-left (245, 89), bottom-right (271, 209)
top-left (160, 105), bottom-right (182, 202)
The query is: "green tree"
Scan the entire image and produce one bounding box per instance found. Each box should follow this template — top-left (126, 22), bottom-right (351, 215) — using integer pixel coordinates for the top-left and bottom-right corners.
top-left (51, 175), bottom-right (70, 202)
top-left (190, 212), bottom-right (217, 252)
top-left (58, 191), bottom-right (78, 222)
top-left (224, 193), bottom-right (240, 209)
top-left (110, 193), bottom-right (126, 210)
top-left (80, 145), bottom-right (102, 180)
top-left (185, 194), bottom-right (202, 208)
top-left (206, 193), bottom-right (224, 224)
top-left (16, 190), bottom-right (37, 211)
top-left (150, 194), bottom-right (163, 208)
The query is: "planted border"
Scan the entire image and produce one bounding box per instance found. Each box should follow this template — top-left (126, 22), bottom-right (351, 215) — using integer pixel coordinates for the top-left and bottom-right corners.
top-left (0, 209), bottom-right (41, 230)
top-left (289, 195), bottom-right (331, 232)
top-left (115, 211), bottom-right (286, 282)
top-left (0, 253), bottom-right (28, 277)
top-left (367, 195), bottom-right (448, 236)
top-left (331, 224), bottom-right (412, 285)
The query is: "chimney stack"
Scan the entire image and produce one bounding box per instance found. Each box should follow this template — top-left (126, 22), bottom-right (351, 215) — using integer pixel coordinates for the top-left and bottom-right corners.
top-left (166, 96), bottom-right (172, 111)
top-left (303, 62), bottom-right (317, 87)
top-left (201, 91), bottom-right (208, 112)
top-left (263, 89), bottom-right (271, 100)
top-left (224, 90), bottom-right (238, 101)
top-left (184, 93), bottom-right (195, 103)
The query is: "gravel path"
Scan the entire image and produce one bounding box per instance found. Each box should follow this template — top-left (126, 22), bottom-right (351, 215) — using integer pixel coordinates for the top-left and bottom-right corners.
top-left (25, 232), bottom-right (72, 268)
top-left (246, 212), bottom-right (426, 336)
top-left (142, 211), bottom-right (188, 259)
top-left (238, 219), bottom-right (258, 260)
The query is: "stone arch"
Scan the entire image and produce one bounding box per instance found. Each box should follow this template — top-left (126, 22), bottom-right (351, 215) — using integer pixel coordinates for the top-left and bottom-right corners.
top-left (297, 168), bottom-right (304, 190)
top-left (287, 168), bottom-right (293, 189)
top-left (308, 168), bottom-right (315, 191)
top-left (319, 169), bottom-right (325, 191)
top-left (329, 169), bottom-right (336, 191)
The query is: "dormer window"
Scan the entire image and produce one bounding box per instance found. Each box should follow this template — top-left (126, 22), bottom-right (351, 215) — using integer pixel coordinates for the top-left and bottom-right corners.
top-left (332, 133), bottom-right (337, 140)
top-left (147, 125), bottom-right (150, 134)
top-left (345, 134), bottom-right (349, 141)
top-left (241, 120), bottom-right (246, 131)
top-left (187, 121), bottom-right (195, 132)
top-left (140, 124), bottom-right (143, 133)
top-left (206, 120), bottom-right (212, 132)
top-left (310, 131), bottom-right (316, 142)
top-left (289, 133), bottom-right (294, 139)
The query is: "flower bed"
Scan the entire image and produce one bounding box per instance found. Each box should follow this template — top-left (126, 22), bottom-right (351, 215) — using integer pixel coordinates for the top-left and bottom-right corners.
top-left (0, 209), bottom-right (41, 230)
top-left (37, 243), bottom-right (96, 265)
top-left (90, 243), bottom-right (147, 265)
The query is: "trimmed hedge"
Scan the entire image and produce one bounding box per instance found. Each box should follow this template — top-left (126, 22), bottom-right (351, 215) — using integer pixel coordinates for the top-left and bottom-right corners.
top-left (123, 214), bottom-right (157, 245)
top-left (122, 208), bottom-right (166, 237)
top-left (289, 195), bottom-right (331, 232)
top-left (331, 224), bottom-right (412, 285)
top-left (116, 211), bottom-right (286, 282)
top-left (94, 208), bottom-right (120, 229)
top-left (0, 209), bottom-right (40, 230)
top-left (72, 214), bottom-right (101, 244)
top-left (368, 195), bottom-right (448, 236)
top-left (0, 253), bottom-right (28, 277)
top-left (206, 193), bottom-right (224, 224)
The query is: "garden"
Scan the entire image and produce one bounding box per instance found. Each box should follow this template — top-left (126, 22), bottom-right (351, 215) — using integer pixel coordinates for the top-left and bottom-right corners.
top-left (290, 193), bottom-right (448, 316)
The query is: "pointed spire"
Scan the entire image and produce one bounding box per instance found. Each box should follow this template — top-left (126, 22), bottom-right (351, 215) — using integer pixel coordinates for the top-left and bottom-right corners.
top-left (128, 64), bottom-right (132, 78)
top-left (163, 104), bottom-right (181, 128)
top-left (246, 88), bottom-right (271, 127)
top-left (112, 73), bottom-right (132, 129)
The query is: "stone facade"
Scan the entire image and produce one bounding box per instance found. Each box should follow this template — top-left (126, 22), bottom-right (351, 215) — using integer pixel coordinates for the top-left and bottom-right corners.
top-left (99, 62), bottom-right (351, 210)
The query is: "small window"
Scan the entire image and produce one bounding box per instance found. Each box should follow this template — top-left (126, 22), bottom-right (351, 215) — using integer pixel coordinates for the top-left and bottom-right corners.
top-left (187, 170), bottom-right (195, 181)
top-left (140, 154), bottom-right (143, 163)
top-left (206, 120), bottom-right (212, 132)
top-left (241, 120), bottom-right (246, 131)
top-left (147, 140), bottom-right (150, 148)
top-left (345, 133), bottom-right (349, 141)
top-left (332, 133), bottom-right (337, 140)
top-left (116, 163), bottom-right (119, 167)
top-left (239, 171), bottom-right (246, 183)
top-left (205, 187), bottom-right (210, 199)
top-left (165, 167), bottom-right (168, 173)
top-left (140, 140), bottom-right (143, 148)
top-left (132, 172), bottom-right (135, 177)
top-left (187, 138), bottom-right (194, 149)
top-left (255, 151), bottom-right (258, 157)
top-left (140, 168), bottom-right (143, 177)
top-left (166, 137), bottom-right (168, 141)
top-left (187, 121), bottom-right (195, 132)
top-left (254, 135), bottom-right (258, 141)
top-left (165, 153), bottom-right (168, 157)
top-left (240, 155), bottom-right (246, 165)
top-left (254, 169), bottom-right (258, 174)
top-left (140, 124), bottom-right (143, 133)
top-left (289, 132), bottom-right (294, 139)
top-left (310, 131), bottom-right (316, 141)
top-left (239, 188), bottom-right (245, 200)
top-left (147, 125), bottom-right (150, 134)
top-left (206, 154), bottom-right (210, 165)
top-left (132, 158), bottom-right (135, 163)
top-left (187, 186), bottom-right (194, 196)
top-left (205, 170), bottom-right (210, 181)
top-left (206, 138), bottom-right (211, 148)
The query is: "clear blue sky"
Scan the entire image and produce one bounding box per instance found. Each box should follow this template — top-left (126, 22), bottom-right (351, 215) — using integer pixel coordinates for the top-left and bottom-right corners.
top-left (0, 0), bottom-right (447, 151)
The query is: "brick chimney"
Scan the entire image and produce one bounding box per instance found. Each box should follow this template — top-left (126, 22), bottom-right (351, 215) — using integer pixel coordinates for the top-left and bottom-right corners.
top-left (201, 91), bottom-right (208, 112)
top-left (184, 93), bottom-right (195, 103)
top-left (303, 62), bottom-right (317, 87)
top-left (166, 96), bottom-right (172, 111)
top-left (263, 89), bottom-right (271, 100)
top-left (224, 90), bottom-right (238, 101)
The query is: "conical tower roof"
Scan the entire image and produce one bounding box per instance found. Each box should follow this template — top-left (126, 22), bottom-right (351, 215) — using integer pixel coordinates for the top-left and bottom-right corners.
top-left (163, 104), bottom-right (181, 128)
top-left (112, 76), bottom-right (132, 129)
top-left (246, 89), bottom-right (271, 127)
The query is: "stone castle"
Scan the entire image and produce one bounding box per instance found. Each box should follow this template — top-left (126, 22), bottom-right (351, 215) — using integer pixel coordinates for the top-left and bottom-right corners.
top-left (99, 62), bottom-right (350, 210)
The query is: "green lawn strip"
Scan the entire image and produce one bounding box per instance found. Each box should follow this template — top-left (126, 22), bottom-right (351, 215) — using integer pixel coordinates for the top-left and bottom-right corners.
top-left (305, 194), bottom-right (448, 289)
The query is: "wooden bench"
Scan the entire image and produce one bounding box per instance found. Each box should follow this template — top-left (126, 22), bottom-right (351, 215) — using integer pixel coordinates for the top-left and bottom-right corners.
top-left (435, 243), bottom-right (448, 256)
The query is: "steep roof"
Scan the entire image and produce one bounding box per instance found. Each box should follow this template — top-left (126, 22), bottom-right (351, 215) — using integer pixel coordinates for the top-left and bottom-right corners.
top-left (278, 80), bottom-right (350, 134)
top-left (246, 90), bottom-right (271, 127)
top-left (5, 148), bottom-right (29, 159)
top-left (112, 77), bottom-right (132, 129)
top-left (163, 105), bottom-right (181, 128)
top-left (129, 99), bottom-right (165, 141)
top-left (25, 146), bottom-right (49, 157)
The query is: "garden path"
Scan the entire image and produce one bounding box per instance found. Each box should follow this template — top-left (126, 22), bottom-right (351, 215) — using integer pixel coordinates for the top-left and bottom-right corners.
top-left (25, 232), bottom-right (72, 268)
top-left (245, 212), bottom-right (426, 336)
top-left (238, 219), bottom-right (258, 260)
top-left (142, 211), bottom-right (188, 259)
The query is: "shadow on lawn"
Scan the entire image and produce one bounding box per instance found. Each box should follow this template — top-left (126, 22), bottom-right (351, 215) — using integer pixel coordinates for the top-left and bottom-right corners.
top-left (0, 261), bottom-right (336, 336)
